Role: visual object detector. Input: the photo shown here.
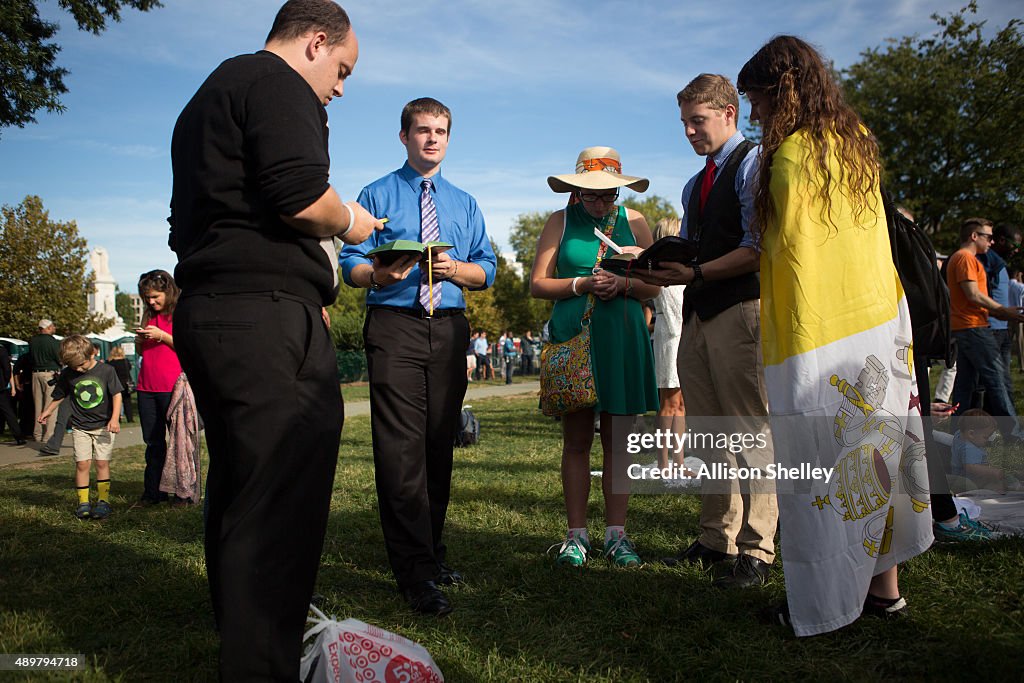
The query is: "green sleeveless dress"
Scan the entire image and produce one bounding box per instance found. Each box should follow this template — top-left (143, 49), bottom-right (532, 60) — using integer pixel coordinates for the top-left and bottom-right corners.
top-left (547, 203), bottom-right (659, 415)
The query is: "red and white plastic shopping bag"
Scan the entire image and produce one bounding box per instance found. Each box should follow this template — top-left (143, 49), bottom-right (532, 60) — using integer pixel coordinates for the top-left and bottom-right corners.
top-left (300, 606), bottom-right (444, 683)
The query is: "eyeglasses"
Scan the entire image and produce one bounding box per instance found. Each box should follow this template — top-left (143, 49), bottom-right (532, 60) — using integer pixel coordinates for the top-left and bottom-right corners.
top-left (578, 190), bottom-right (619, 203)
top-left (976, 232), bottom-right (994, 241)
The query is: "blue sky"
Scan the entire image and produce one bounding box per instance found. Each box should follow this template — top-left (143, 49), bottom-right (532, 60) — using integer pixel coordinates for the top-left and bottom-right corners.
top-left (1, 0), bottom-right (1018, 290)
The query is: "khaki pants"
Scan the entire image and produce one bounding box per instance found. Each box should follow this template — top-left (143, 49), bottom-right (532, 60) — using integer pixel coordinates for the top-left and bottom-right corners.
top-left (677, 299), bottom-right (778, 563)
top-left (72, 428), bottom-right (115, 461)
top-left (32, 371), bottom-right (57, 442)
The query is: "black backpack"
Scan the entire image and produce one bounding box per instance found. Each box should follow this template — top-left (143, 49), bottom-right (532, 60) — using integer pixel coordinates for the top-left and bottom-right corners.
top-left (454, 407), bottom-right (479, 447)
top-left (883, 191), bottom-right (955, 367)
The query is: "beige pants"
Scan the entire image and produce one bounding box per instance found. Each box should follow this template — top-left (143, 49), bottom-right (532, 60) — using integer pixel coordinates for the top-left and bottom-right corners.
top-left (677, 299), bottom-right (778, 563)
top-left (72, 428), bottom-right (115, 462)
top-left (32, 371), bottom-right (57, 442)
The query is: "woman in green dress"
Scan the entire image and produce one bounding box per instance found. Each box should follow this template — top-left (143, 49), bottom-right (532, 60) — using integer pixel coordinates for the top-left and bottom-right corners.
top-left (530, 147), bottom-right (661, 567)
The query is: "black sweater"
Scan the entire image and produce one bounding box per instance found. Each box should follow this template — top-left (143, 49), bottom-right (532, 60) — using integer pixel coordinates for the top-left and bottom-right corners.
top-left (170, 51), bottom-right (338, 306)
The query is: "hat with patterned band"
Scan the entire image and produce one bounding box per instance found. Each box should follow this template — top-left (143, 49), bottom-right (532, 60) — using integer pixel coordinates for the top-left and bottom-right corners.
top-left (547, 146), bottom-right (649, 193)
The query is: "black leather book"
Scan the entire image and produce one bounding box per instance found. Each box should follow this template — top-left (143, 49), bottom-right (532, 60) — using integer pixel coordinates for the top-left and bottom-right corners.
top-left (599, 236), bottom-right (699, 273)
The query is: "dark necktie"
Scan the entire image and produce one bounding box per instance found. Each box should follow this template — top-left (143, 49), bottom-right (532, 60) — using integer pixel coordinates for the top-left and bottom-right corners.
top-left (419, 179), bottom-right (442, 312)
top-left (699, 155), bottom-right (717, 213)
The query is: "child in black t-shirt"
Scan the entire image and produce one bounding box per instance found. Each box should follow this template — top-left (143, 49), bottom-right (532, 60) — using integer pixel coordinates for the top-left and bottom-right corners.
top-left (38, 336), bottom-right (123, 520)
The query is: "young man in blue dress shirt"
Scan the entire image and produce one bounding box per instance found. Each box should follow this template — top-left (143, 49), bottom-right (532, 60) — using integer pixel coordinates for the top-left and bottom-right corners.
top-left (340, 97), bottom-right (496, 616)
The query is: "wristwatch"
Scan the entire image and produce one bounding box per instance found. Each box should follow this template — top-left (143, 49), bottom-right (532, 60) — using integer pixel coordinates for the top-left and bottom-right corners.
top-left (369, 271), bottom-right (383, 291)
top-left (690, 262), bottom-right (704, 288)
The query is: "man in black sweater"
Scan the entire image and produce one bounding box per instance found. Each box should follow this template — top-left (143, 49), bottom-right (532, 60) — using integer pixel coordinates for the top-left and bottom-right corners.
top-left (169, 1), bottom-right (380, 679)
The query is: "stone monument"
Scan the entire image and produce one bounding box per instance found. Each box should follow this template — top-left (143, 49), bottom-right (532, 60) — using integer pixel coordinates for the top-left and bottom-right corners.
top-left (88, 247), bottom-right (127, 335)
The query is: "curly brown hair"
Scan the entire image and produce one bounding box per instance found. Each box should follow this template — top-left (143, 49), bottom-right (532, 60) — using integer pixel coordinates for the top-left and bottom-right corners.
top-left (737, 36), bottom-right (880, 234)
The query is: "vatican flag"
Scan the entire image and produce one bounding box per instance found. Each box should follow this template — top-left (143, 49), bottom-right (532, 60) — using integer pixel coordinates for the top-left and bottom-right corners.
top-left (760, 131), bottom-right (933, 637)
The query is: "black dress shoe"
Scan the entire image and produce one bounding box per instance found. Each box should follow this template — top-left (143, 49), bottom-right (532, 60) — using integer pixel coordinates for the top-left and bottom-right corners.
top-left (712, 554), bottom-right (770, 589)
top-left (661, 539), bottom-right (736, 567)
top-left (759, 600), bottom-right (792, 626)
top-left (436, 563), bottom-right (464, 587)
top-left (15, 439), bottom-right (27, 445)
top-left (402, 581), bottom-right (452, 617)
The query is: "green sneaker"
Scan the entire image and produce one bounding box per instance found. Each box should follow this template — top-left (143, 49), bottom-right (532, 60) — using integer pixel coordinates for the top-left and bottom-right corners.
top-left (604, 534), bottom-right (642, 567)
top-left (549, 535), bottom-right (591, 567)
top-left (933, 511), bottom-right (1005, 542)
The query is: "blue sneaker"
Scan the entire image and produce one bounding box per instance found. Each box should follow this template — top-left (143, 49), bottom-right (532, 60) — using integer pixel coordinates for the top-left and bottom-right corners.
top-left (91, 500), bottom-right (112, 520)
top-left (75, 502), bottom-right (91, 520)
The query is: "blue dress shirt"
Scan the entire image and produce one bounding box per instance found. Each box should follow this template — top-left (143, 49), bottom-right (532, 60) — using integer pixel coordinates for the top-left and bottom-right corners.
top-left (340, 162), bottom-right (497, 309)
top-left (1009, 278), bottom-right (1024, 309)
top-left (978, 250), bottom-right (1009, 330)
top-left (679, 131), bottom-right (760, 249)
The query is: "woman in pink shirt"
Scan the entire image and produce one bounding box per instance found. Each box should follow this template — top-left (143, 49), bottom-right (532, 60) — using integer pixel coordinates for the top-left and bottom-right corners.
top-left (135, 270), bottom-right (183, 505)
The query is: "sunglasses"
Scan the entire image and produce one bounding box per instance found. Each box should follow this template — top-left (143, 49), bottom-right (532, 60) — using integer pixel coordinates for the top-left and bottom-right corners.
top-left (140, 271), bottom-right (169, 284)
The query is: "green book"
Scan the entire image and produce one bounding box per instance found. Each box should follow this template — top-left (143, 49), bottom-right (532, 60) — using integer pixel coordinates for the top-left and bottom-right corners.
top-left (365, 240), bottom-right (453, 265)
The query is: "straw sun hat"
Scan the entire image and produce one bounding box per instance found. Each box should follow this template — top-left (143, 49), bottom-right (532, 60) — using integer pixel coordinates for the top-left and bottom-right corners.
top-left (547, 146), bottom-right (649, 194)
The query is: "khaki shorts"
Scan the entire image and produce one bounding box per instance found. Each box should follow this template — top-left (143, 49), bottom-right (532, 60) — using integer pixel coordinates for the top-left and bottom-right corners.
top-left (72, 428), bottom-right (115, 462)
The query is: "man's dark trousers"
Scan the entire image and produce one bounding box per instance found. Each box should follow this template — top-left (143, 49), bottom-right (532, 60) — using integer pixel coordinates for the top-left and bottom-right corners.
top-left (175, 292), bottom-right (343, 681)
top-left (914, 353), bottom-right (958, 522)
top-left (0, 390), bottom-right (23, 441)
top-left (43, 398), bottom-right (72, 453)
top-left (982, 328), bottom-right (1015, 413)
top-left (364, 307), bottom-right (469, 589)
top-left (952, 327), bottom-right (1018, 437)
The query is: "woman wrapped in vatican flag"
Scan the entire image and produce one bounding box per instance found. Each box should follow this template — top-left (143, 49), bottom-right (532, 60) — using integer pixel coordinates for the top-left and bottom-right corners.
top-left (738, 35), bottom-right (933, 636)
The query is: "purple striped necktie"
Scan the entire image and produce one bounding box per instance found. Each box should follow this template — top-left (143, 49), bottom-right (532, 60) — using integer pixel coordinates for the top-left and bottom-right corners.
top-left (419, 178), bottom-right (442, 312)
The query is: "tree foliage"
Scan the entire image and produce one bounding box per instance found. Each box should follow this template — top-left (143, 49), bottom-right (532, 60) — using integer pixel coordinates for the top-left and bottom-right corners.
top-left (508, 211), bottom-right (548, 272)
top-left (622, 194), bottom-right (680, 231)
top-left (491, 251), bottom-right (551, 334)
top-left (0, 195), bottom-right (110, 338)
top-left (115, 287), bottom-right (136, 328)
top-left (843, 2), bottom-right (1024, 251)
top-left (0, 0), bottom-right (162, 133)
top-left (327, 277), bottom-right (366, 352)
top-left (465, 286), bottom-right (505, 339)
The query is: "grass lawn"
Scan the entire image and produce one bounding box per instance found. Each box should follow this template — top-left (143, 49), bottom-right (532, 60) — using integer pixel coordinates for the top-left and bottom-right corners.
top-left (1, 395), bottom-right (1022, 681)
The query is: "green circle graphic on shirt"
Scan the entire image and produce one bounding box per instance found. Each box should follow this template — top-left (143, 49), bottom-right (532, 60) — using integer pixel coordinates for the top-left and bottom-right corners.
top-left (75, 379), bottom-right (104, 409)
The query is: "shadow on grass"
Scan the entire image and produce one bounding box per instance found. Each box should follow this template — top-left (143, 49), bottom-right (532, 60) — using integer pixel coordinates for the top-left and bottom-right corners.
top-left (0, 504), bottom-right (217, 681)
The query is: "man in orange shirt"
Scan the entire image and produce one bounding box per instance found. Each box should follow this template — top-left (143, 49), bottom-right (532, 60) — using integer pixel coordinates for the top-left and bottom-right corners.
top-left (946, 217), bottom-right (1024, 432)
